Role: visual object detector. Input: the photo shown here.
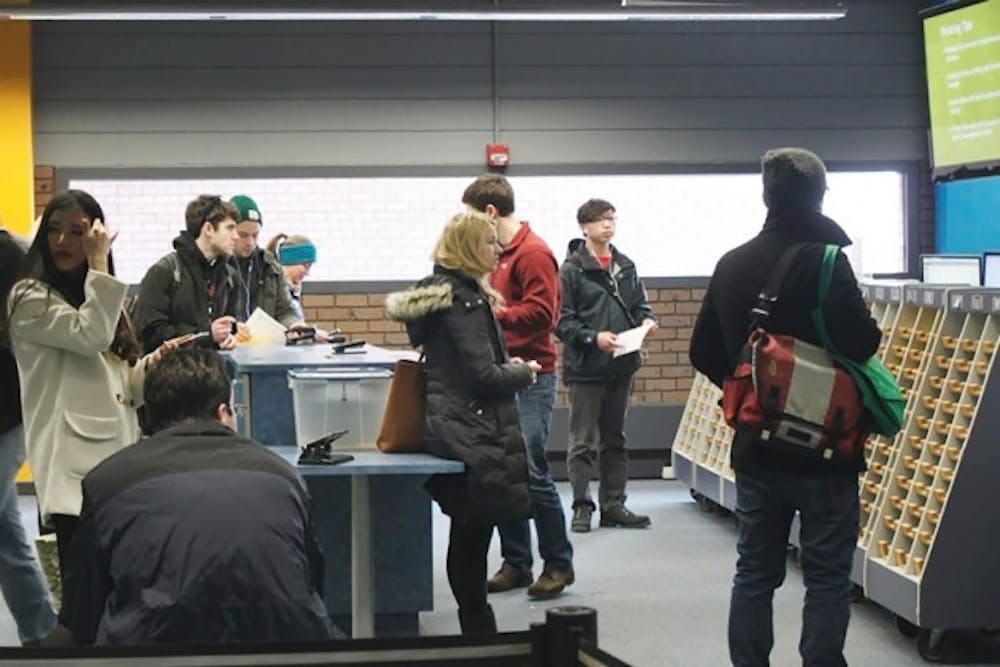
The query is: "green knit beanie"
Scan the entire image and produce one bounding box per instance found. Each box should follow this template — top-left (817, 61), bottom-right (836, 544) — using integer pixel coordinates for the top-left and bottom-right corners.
top-left (229, 194), bottom-right (262, 225)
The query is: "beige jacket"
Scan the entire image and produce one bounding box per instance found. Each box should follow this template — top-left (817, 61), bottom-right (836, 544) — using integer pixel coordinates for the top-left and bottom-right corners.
top-left (9, 271), bottom-right (148, 522)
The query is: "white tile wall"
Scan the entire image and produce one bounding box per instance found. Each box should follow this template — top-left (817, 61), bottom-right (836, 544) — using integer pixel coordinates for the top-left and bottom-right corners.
top-left (70, 172), bottom-right (905, 284)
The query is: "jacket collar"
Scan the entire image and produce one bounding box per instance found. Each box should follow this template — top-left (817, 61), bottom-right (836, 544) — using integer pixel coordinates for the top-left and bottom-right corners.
top-left (156, 418), bottom-right (236, 439)
top-left (500, 221), bottom-right (530, 258)
top-left (761, 209), bottom-right (852, 247)
top-left (565, 238), bottom-right (633, 272)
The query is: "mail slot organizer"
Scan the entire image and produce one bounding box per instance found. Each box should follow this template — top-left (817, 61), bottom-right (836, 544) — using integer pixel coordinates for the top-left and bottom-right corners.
top-left (670, 373), bottom-right (736, 510)
top-left (672, 282), bottom-right (1000, 639)
top-left (288, 367), bottom-right (394, 450)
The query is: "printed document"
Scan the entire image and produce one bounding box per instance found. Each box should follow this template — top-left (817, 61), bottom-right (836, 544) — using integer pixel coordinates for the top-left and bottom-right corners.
top-left (613, 320), bottom-right (655, 358)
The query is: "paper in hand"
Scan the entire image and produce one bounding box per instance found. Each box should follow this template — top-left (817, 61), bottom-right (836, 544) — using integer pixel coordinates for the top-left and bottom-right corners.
top-left (244, 307), bottom-right (287, 345)
top-left (612, 320), bottom-right (655, 358)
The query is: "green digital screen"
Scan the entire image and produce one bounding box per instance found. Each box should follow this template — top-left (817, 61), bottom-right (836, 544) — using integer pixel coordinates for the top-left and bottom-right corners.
top-left (923, 0), bottom-right (1000, 170)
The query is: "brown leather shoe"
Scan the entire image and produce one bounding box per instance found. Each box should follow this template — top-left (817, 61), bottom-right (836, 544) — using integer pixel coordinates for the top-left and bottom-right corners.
top-left (527, 568), bottom-right (575, 600)
top-left (486, 565), bottom-right (533, 593)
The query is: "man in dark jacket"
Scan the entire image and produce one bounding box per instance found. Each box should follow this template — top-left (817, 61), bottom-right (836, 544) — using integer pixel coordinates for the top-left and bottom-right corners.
top-left (0, 228), bottom-right (57, 645)
top-left (556, 199), bottom-right (657, 533)
top-left (228, 194), bottom-right (299, 327)
top-left (689, 147), bottom-right (880, 667)
top-left (60, 348), bottom-right (337, 645)
top-left (132, 195), bottom-right (245, 353)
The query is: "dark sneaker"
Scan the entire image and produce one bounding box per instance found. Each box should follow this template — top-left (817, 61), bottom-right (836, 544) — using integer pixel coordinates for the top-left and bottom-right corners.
top-left (486, 565), bottom-right (533, 593)
top-left (571, 504), bottom-right (593, 533)
top-left (600, 506), bottom-right (652, 528)
top-left (527, 567), bottom-right (575, 600)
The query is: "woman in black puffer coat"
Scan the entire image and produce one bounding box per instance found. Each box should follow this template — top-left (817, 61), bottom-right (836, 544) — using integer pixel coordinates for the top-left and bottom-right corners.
top-left (386, 211), bottom-right (537, 634)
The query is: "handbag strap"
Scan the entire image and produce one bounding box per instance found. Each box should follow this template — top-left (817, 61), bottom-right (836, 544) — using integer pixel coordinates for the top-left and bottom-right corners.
top-left (749, 243), bottom-right (806, 330)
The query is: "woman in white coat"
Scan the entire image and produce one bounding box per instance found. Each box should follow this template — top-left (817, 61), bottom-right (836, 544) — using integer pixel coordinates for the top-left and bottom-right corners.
top-left (5, 190), bottom-right (175, 587)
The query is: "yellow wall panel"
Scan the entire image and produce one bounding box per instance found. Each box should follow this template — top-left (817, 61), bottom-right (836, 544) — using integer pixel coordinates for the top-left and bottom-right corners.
top-left (0, 22), bottom-right (33, 236)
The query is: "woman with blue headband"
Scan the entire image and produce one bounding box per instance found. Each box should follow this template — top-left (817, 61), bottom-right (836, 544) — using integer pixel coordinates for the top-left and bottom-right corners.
top-left (265, 234), bottom-right (332, 342)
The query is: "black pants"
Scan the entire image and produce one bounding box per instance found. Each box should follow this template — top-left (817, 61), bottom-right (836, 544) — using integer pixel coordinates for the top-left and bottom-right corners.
top-left (50, 513), bottom-right (79, 596)
top-left (446, 518), bottom-right (493, 615)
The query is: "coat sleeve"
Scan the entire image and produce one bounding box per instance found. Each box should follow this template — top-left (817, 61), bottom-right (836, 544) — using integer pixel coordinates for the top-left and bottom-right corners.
top-left (494, 249), bottom-right (559, 333)
top-left (60, 483), bottom-right (111, 645)
top-left (689, 275), bottom-right (728, 388)
top-left (274, 280), bottom-right (301, 328)
top-left (822, 250), bottom-right (881, 363)
top-left (134, 261), bottom-right (198, 353)
top-left (9, 272), bottom-right (127, 357)
top-left (443, 301), bottom-right (533, 397)
top-left (555, 265), bottom-right (598, 347)
top-left (629, 274), bottom-right (655, 324)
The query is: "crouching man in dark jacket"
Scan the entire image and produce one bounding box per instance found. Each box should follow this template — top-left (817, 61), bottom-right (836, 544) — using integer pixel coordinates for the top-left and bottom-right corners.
top-left (689, 148), bottom-right (880, 667)
top-left (61, 348), bottom-right (337, 645)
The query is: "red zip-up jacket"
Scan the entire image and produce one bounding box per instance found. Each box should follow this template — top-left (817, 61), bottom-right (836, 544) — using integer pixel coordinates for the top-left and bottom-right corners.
top-left (489, 222), bottom-right (560, 373)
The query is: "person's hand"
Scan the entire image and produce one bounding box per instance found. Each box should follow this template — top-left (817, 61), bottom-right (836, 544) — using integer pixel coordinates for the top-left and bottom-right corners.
top-left (526, 360), bottom-right (541, 384)
top-left (644, 318), bottom-right (659, 330)
top-left (211, 316), bottom-right (236, 344)
top-left (217, 334), bottom-right (237, 351)
top-left (510, 356), bottom-right (524, 365)
top-left (596, 331), bottom-right (620, 353)
top-left (313, 327), bottom-right (331, 343)
top-left (83, 218), bottom-right (116, 273)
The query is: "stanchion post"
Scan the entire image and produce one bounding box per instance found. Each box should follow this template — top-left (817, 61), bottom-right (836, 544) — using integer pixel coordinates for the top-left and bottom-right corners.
top-left (545, 606), bottom-right (598, 666)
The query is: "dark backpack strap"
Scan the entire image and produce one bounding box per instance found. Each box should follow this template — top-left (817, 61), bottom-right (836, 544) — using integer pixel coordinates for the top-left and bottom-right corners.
top-left (749, 243), bottom-right (806, 330)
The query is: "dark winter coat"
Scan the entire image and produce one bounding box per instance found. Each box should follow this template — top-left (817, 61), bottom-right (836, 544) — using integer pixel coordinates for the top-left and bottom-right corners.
top-left (689, 209), bottom-right (881, 472)
top-left (385, 265), bottom-right (533, 525)
top-left (236, 247), bottom-right (299, 327)
top-left (61, 419), bottom-right (336, 645)
top-left (555, 240), bottom-right (654, 383)
top-left (132, 232), bottom-right (243, 353)
top-left (0, 231), bottom-right (25, 435)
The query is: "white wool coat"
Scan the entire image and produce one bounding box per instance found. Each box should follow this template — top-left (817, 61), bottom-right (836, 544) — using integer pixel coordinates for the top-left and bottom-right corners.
top-left (8, 271), bottom-right (148, 522)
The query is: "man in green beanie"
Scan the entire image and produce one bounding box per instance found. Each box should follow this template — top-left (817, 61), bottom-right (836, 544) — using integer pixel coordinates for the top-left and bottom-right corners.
top-left (229, 194), bottom-right (300, 327)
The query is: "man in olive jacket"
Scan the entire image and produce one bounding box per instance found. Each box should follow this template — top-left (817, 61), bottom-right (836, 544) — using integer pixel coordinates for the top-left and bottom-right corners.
top-left (556, 198), bottom-right (656, 533)
top-left (689, 147), bottom-right (880, 667)
top-left (229, 194), bottom-right (300, 327)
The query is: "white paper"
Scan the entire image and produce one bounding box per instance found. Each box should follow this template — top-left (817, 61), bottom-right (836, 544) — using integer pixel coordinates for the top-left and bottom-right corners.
top-left (613, 320), bottom-right (655, 358)
top-left (245, 307), bottom-right (287, 345)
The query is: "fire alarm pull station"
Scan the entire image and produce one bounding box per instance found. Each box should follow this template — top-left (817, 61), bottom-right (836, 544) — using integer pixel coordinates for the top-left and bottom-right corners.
top-left (486, 143), bottom-right (509, 168)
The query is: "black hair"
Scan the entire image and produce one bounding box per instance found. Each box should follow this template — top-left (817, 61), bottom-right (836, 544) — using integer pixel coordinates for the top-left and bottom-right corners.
top-left (577, 198), bottom-right (615, 225)
top-left (184, 195), bottom-right (239, 238)
top-left (143, 348), bottom-right (232, 433)
top-left (3, 190), bottom-right (142, 364)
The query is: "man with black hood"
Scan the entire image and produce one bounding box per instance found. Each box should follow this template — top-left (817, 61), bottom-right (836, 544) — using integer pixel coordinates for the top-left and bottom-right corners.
top-left (689, 147), bottom-right (880, 667)
top-left (556, 198), bottom-right (657, 534)
top-left (133, 195), bottom-right (245, 353)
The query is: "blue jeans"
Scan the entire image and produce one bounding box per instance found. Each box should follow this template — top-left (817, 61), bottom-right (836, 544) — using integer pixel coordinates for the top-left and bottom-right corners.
top-left (729, 466), bottom-right (858, 667)
top-left (0, 425), bottom-right (57, 644)
top-left (496, 373), bottom-right (573, 574)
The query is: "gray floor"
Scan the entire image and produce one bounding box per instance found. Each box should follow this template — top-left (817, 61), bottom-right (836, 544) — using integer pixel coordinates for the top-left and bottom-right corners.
top-left (0, 481), bottom-right (990, 665)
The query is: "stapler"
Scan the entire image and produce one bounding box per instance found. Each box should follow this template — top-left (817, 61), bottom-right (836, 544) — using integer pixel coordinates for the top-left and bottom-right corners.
top-left (333, 340), bottom-right (366, 354)
top-left (298, 430), bottom-right (354, 465)
top-left (285, 326), bottom-right (317, 346)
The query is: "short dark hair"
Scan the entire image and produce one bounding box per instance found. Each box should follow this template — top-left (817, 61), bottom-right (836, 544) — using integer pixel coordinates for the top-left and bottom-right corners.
top-left (461, 173), bottom-right (515, 217)
top-left (577, 198), bottom-right (615, 225)
top-left (143, 348), bottom-right (231, 433)
top-left (184, 195), bottom-right (239, 238)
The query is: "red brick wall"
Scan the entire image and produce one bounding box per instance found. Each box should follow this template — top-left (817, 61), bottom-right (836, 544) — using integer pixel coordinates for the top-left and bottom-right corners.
top-left (303, 286), bottom-right (705, 408)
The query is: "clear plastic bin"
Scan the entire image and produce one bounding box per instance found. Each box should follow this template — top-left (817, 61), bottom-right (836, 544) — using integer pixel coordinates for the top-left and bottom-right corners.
top-left (288, 367), bottom-right (393, 450)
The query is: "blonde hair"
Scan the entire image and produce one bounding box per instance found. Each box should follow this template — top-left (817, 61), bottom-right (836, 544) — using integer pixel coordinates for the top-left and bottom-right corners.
top-left (265, 232), bottom-right (311, 255)
top-left (433, 211), bottom-right (504, 306)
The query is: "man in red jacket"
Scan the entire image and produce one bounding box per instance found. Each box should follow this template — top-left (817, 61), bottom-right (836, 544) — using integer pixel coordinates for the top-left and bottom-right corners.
top-left (463, 174), bottom-right (575, 599)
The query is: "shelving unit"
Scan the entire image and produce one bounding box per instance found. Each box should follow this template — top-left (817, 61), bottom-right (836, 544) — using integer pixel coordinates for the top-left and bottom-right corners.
top-left (670, 281), bottom-right (1000, 657)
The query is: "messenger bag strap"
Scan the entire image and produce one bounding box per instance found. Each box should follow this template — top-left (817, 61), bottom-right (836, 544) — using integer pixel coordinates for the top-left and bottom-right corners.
top-left (748, 242), bottom-right (806, 330)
